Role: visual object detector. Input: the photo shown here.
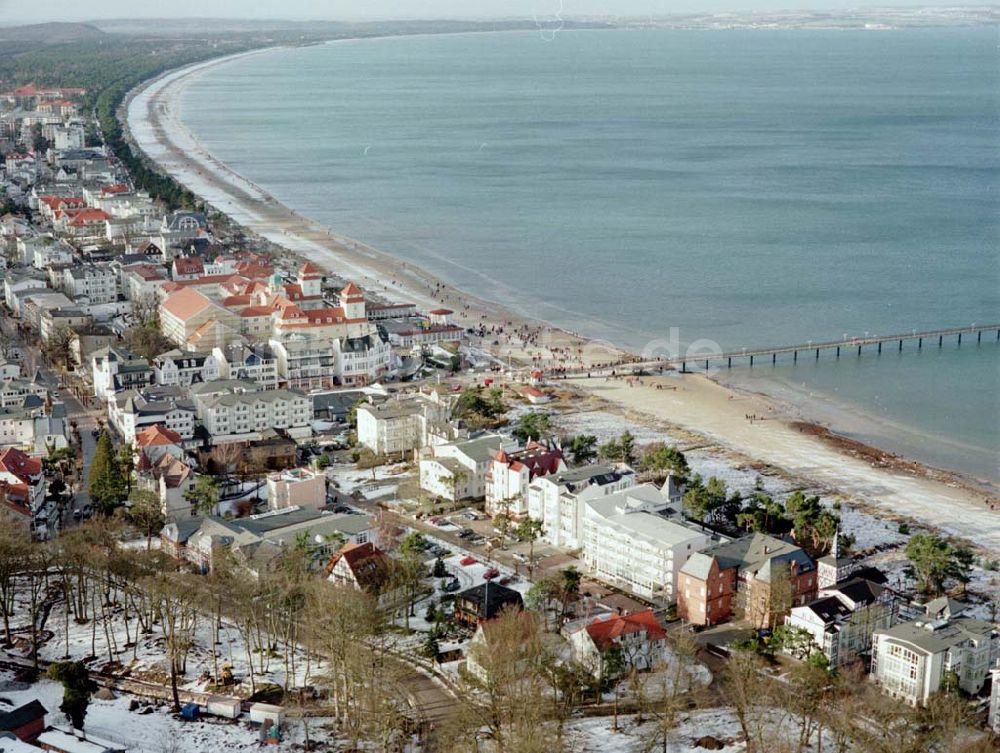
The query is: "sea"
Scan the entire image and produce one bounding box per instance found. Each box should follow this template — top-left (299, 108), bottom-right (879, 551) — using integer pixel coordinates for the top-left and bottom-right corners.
top-left (177, 28), bottom-right (1000, 487)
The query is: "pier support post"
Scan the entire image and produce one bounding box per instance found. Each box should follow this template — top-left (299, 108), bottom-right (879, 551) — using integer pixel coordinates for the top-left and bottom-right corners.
top-left (772, 353), bottom-right (776, 365)
top-left (750, 355), bottom-right (754, 367)
top-left (815, 349), bottom-right (819, 359)
top-left (836, 346), bottom-right (840, 358)
top-left (977, 331), bottom-right (981, 344)
top-left (919, 337), bottom-right (923, 349)
top-left (898, 340), bottom-right (902, 352)
top-left (681, 361), bottom-right (686, 373)
top-left (958, 332), bottom-right (962, 345)
top-left (878, 342), bottom-right (882, 354)
top-left (728, 357), bottom-right (732, 368)
top-left (857, 345), bottom-right (862, 356)
top-left (938, 335), bottom-right (943, 348)
top-left (705, 359), bottom-right (709, 371)
top-left (793, 351), bottom-right (797, 363)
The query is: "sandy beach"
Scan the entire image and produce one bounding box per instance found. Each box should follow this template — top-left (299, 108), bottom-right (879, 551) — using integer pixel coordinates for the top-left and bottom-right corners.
top-left (125, 48), bottom-right (999, 553)
top-left (572, 374), bottom-right (999, 551)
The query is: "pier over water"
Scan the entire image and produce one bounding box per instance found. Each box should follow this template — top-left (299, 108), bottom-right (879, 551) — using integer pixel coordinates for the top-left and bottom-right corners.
top-left (566, 324), bottom-right (1000, 376)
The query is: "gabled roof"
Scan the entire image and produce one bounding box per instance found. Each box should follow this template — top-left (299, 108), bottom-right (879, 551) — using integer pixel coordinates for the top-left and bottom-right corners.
top-left (324, 542), bottom-right (390, 592)
top-left (584, 609), bottom-right (667, 651)
top-left (680, 532), bottom-right (814, 582)
top-left (67, 208), bottom-right (111, 226)
top-left (0, 699), bottom-right (47, 731)
top-left (135, 424), bottom-right (183, 448)
top-left (0, 447), bottom-right (42, 483)
top-left (173, 256), bottom-right (205, 276)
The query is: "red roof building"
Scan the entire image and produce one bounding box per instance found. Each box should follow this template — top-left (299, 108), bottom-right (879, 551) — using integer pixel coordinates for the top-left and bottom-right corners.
top-left (325, 542), bottom-right (391, 594)
top-left (485, 441), bottom-right (565, 517)
top-left (571, 609), bottom-right (668, 676)
top-left (0, 447), bottom-right (42, 485)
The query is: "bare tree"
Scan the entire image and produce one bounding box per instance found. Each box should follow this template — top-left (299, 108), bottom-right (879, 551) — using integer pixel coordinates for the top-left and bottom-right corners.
top-left (145, 572), bottom-right (200, 711)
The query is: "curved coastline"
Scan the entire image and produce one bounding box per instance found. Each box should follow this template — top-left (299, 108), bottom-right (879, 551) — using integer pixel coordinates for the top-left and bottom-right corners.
top-left (124, 41), bottom-right (999, 550)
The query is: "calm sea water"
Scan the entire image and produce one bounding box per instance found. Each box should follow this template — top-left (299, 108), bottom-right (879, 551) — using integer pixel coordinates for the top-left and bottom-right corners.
top-left (180, 29), bottom-right (999, 484)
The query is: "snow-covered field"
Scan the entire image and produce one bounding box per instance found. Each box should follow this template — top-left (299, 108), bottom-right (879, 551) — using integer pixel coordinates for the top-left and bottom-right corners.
top-left (0, 670), bottom-right (326, 753)
top-left (566, 708), bottom-right (832, 753)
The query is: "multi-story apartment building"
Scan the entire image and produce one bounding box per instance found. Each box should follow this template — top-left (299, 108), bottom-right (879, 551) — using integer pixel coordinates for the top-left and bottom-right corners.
top-left (61, 264), bottom-right (117, 305)
top-left (269, 331), bottom-right (391, 391)
top-left (871, 615), bottom-right (1000, 706)
top-left (582, 483), bottom-right (712, 601)
top-left (190, 380), bottom-right (311, 443)
top-left (91, 345), bottom-right (155, 399)
top-left (356, 391), bottom-right (453, 456)
top-left (527, 464), bottom-right (636, 550)
top-left (678, 533), bottom-right (817, 629)
top-left (212, 342), bottom-right (278, 388)
top-left (485, 441), bottom-right (565, 517)
top-left (785, 572), bottom-right (897, 667)
top-left (419, 435), bottom-right (515, 501)
top-left (108, 386), bottom-right (196, 444)
top-left (152, 349), bottom-right (222, 387)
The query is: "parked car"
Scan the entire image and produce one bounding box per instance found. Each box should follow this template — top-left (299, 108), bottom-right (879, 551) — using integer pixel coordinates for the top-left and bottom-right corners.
top-left (482, 567), bottom-right (499, 580)
top-left (442, 578), bottom-right (461, 593)
top-left (460, 556), bottom-right (478, 566)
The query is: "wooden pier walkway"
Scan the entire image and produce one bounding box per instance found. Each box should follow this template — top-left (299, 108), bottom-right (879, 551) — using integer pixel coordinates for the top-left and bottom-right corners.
top-left (562, 323), bottom-right (1000, 376)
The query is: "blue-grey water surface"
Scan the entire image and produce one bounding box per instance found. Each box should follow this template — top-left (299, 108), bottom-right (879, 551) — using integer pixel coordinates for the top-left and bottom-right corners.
top-left (179, 29), bottom-right (999, 484)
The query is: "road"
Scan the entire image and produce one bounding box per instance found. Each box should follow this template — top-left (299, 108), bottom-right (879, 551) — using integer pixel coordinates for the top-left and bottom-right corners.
top-left (54, 379), bottom-right (101, 527)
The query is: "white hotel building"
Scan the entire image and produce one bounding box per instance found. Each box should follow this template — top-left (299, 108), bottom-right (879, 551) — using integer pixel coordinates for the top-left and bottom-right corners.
top-left (582, 483), bottom-right (711, 602)
top-left (870, 617), bottom-right (999, 706)
top-left (527, 463), bottom-right (636, 551)
top-left (190, 381), bottom-right (312, 443)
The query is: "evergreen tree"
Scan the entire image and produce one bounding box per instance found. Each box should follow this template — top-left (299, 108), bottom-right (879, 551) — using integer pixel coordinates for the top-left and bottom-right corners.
top-left (905, 534), bottom-right (975, 596)
top-left (87, 430), bottom-right (125, 515)
top-left (47, 661), bottom-right (95, 731)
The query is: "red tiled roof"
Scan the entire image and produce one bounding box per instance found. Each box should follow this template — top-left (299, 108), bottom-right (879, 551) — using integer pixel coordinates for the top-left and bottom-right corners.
top-left (324, 542), bottom-right (390, 591)
top-left (68, 209), bottom-right (111, 226)
top-left (429, 308), bottom-right (453, 315)
top-left (222, 294), bottom-right (252, 307)
top-left (135, 424), bottom-right (183, 448)
top-left (239, 306), bottom-right (273, 317)
top-left (101, 183), bottom-right (130, 195)
top-left (299, 261), bottom-right (323, 278)
top-left (340, 282), bottom-right (363, 300)
top-left (173, 256), bottom-right (204, 276)
top-left (234, 262), bottom-right (273, 279)
top-left (585, 609), bottom-right (667, 651)
top-left (0, 447), bottom-right (42, 484)
top-left (40, 196), bottom-right (85, 209)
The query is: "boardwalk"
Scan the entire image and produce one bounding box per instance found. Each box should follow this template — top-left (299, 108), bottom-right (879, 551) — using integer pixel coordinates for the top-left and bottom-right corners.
top-left (562, 323), bottom-right (1000, 376)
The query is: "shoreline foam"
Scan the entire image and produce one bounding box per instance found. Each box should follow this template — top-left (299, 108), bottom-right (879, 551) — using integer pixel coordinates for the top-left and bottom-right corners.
top-left (124, 43), bottom-right (999, 550)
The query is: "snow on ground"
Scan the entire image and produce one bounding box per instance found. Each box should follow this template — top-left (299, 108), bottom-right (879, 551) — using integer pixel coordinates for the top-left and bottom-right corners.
top-left (554, 409), bottom-right (676, 446)
top-left (0, 670), bottom-right (332, 753)
top-left (327, 461), bottom-right (411, 495)
top-left (566, 708), bottom-right (835, 753)
top-left (838, 503), bottom-right (907, 552)
top-left (3, 575), bottom-right (322, 701)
